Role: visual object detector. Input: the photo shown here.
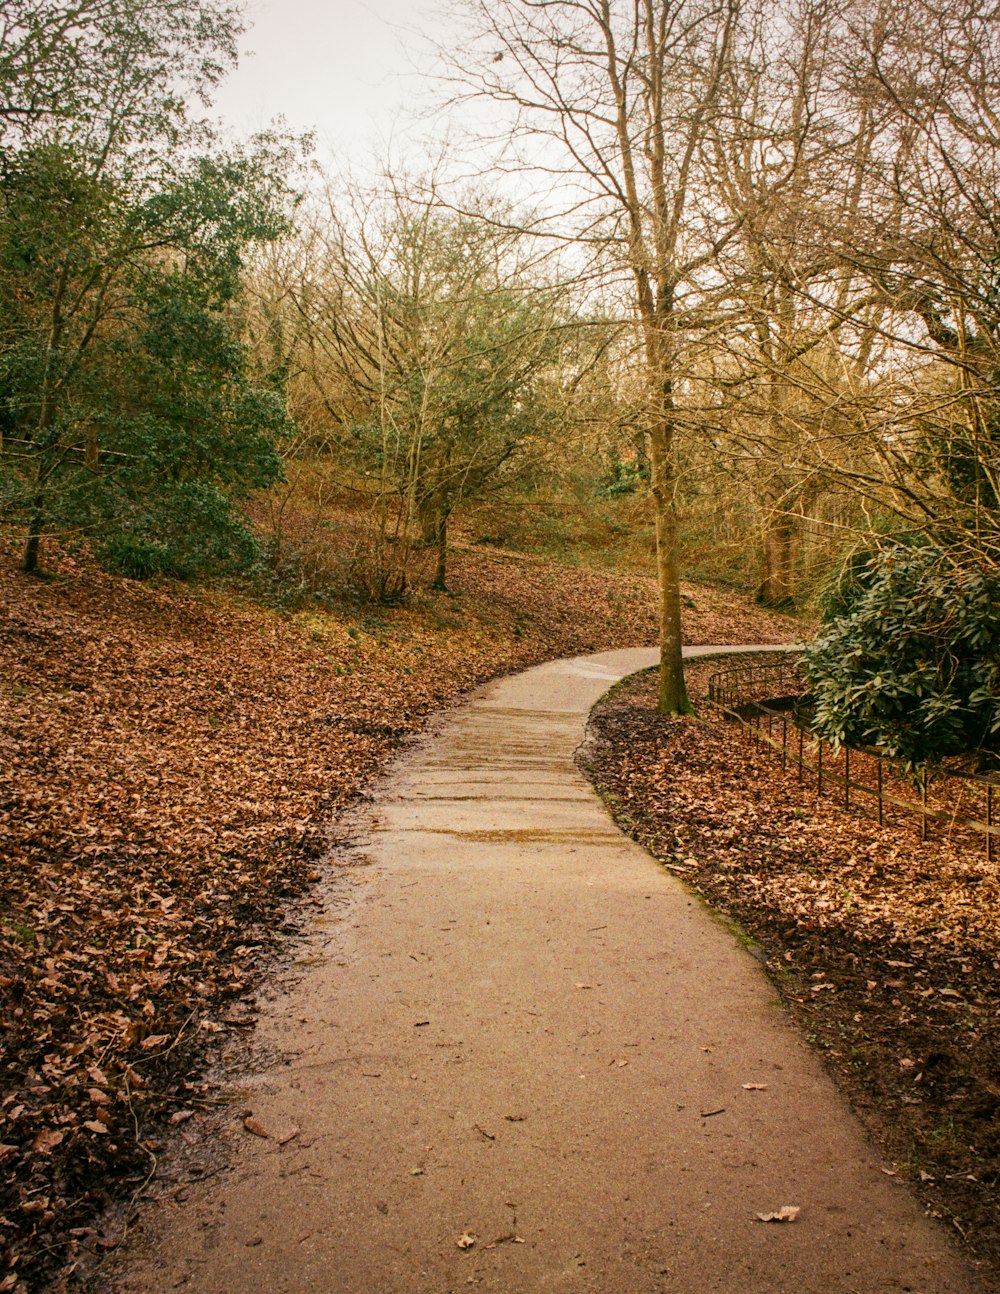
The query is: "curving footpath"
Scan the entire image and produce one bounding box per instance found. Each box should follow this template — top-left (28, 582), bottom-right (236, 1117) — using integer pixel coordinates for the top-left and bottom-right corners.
top-left (112, 648), bottom-right (982, 1293)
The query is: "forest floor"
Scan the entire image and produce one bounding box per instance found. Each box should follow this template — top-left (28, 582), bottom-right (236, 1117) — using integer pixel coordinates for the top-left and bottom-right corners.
top-left (583, 656), bottom-right (1000, 1287)
top-left (0, 535), bottom-right (798, 1292)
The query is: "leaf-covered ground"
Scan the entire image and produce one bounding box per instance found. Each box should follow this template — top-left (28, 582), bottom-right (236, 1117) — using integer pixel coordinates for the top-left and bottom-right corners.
top-left (583, 657), bottom-right (1000, 1289)
top-left (0, 538), bottom-right (799, 1292)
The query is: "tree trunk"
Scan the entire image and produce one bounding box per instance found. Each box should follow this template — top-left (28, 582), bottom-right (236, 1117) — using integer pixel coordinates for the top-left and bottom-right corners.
top-left (757, 513), bottom-right (797, 607)
top-left (432, 510), bottom-right (448, 591)
top-left (418, 495), bottom-right (437, 546)
top-left (632, 429), bottom-right (651, 480)
top-left (22, 497), bottom-right (44, 573)
top-left (648, 424), bottom-right (692, 715)
top-left (21, 261), bottom-right (68, 576)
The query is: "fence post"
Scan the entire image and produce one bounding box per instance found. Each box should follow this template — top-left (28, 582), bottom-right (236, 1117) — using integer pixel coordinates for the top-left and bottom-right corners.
top-left (782, 716), bottom-right (788, 771)
top-left (989, 784), bottom-right (994, 863)
top-left (798, 726), bottom-right (804, 785)
top-left (921, 768), bottom-right (928, 842)
top-left (844, 746), bottom-right (850, 809)
top-left (877, 758), bottom-right (884, 827)
top-left (817, 739), bottom-right (823, 796)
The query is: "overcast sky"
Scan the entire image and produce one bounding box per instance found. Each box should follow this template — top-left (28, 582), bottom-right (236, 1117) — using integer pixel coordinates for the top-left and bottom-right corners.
top-left (212, 0), bottom-right (447, 167)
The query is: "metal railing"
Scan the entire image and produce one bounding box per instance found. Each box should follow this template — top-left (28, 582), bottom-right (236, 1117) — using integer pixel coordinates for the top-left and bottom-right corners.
top-left (706, 660), bottom-right (1000, 860)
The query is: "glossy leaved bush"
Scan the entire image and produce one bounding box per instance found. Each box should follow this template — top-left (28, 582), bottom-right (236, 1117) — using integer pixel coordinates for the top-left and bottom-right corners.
top-left (804, 546), bottom-right (1000, 766)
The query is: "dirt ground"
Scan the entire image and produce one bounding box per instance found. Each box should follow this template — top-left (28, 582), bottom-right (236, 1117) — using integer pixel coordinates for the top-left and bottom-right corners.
top-left (582, 656), bottom-right (1000, 1288)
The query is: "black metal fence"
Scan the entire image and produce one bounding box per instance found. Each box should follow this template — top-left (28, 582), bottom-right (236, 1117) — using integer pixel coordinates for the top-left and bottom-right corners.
top-left (706, 659), bottom-right (1000, 860)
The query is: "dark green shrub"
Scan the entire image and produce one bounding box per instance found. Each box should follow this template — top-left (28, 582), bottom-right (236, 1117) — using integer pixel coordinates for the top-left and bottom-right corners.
top-left (804, 545), bottom-right (1000, 765)
top-left (595, 460), bottom-right (642, 497)
top-left (95, 484), bottom-right (260, 580)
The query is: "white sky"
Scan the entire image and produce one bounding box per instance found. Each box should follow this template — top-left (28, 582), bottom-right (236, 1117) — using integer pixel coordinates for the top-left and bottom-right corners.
top-left (212, 0), bottom-right (449, 168)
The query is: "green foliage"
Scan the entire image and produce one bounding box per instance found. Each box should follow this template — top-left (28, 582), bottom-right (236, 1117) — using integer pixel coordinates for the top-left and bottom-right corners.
top-left (804, 545), bottom-right (1000, 765)
top-left (0, 0), bottom-right (304, 576)
top-left (0, 133), bottom-right (298, 575)
top-left (816, 523), bottom-right (917, 622)
top-left (95, 483), bottom-right (261, 578)
top-left (595, 459), bottom-right (643, 497)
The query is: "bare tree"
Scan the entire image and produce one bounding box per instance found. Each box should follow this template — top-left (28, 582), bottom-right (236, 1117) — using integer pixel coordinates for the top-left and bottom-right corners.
top-left (285, 178), bottom-right (573, 598)
top-left (839, 0), bottom-right (1000, 564)
top-left (735, 0), bottom-right (1000, 571)
top-left (447, 0), bottom-right (752, 712)
top-left (442, 0), bottom-right (1000, 639)
top-left (693, 0), bottom-right (1000, 596)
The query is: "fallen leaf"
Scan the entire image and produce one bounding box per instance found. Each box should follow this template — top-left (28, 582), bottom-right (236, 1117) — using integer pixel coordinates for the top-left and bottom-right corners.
top-left (485, 1232), bottom-right (526, 1249)
top-left (456, 1232), bottom-right (476, 1250)
top-left (756, 1206), bottom-right (800, 1223)
top-left (140, 1033), bottom-right (170, 1050)
top-left (33, 1129), bottom-right (65, 1154)
top-left (83, 1120), bottom-right (109, 1135)
top-left (741, 1083), bottom-right (768, 1091)
top-left (242, 1116), bottom-right (269, 1138)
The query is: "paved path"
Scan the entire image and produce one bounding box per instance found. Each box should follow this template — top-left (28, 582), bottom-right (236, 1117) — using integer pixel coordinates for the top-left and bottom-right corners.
top-left (114, 648), bottom-right (980, 1294)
